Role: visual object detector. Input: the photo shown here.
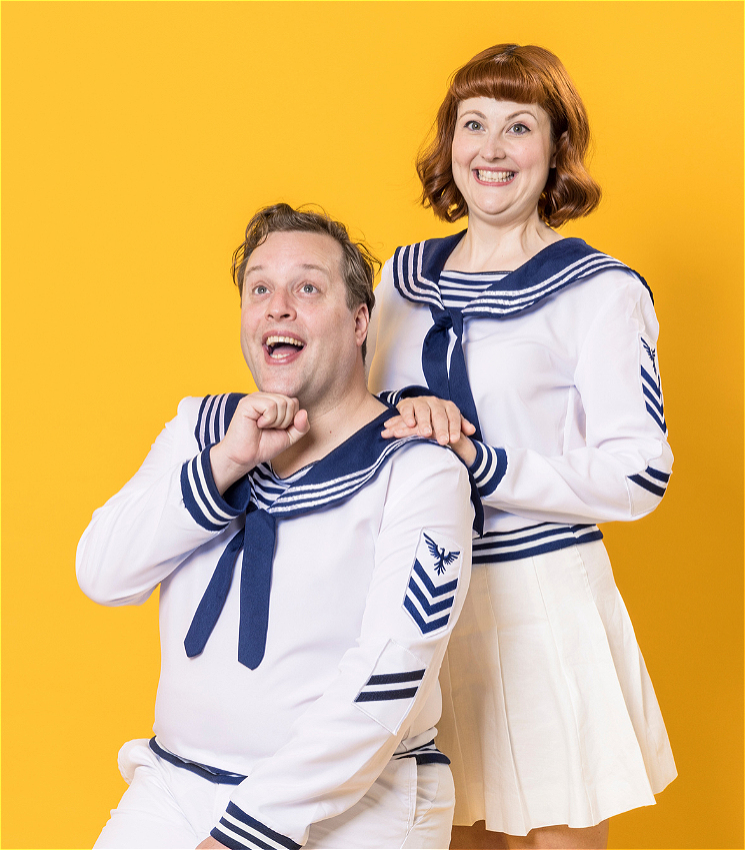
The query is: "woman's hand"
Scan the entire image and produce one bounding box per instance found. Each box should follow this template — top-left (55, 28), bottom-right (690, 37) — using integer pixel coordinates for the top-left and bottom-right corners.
top-left (381, 396), bottom-right (478, 466)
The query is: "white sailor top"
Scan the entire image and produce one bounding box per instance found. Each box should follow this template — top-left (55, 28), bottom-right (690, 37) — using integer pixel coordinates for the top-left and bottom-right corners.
top-left (76, 396), bottom-right (473, 850)
top-left (366, 232), bottom-right (673, 563)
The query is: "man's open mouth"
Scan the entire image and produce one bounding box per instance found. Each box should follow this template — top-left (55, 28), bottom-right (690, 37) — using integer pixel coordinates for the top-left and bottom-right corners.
top-left (265, 335), bottom-right (305, 360)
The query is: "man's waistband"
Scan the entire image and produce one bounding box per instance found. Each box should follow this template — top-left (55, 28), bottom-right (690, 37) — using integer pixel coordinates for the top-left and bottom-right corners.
top-left (149, 735), bottom-right (450, 786)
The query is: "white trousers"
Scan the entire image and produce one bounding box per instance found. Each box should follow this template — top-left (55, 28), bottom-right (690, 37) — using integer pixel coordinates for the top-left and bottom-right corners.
top-left (95, 739), bottom-right (455, 850)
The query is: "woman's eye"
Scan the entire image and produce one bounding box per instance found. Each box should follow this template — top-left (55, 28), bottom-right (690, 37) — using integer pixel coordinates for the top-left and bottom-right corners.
top-left (464, 120), bottom-right (483, 131)
top-left (509, 123), bottom-right (529, 135)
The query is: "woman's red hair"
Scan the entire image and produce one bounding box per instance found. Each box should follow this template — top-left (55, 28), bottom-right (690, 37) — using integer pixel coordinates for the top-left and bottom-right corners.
top-left (417, 44), bottom-right (602, 227)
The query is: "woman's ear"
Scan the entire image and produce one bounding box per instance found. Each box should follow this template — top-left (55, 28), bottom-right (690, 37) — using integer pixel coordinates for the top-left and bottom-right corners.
top-left (550, 131), bottom-right (567, 169)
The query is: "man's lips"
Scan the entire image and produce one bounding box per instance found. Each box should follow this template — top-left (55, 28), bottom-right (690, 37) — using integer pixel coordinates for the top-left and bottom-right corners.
top-left (263, 334), bottom-right (305, 361)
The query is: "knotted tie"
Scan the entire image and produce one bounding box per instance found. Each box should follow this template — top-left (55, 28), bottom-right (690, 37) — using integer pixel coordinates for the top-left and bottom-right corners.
top-left (421, 307), bottom-right (482, 442)
top-left (184, 505), bottom-right (277, 670)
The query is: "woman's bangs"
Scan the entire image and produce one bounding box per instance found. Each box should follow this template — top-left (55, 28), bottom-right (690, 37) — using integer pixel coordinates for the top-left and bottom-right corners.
top-left (452, 59), bottom-right (548, 108)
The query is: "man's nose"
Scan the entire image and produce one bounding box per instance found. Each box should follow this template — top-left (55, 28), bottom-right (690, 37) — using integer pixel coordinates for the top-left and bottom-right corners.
top-left (266, 289), bottom-right (296, 319)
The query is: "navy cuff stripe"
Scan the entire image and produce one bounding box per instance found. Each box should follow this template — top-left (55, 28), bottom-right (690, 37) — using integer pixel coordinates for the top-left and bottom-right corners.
top-left (225, 803), bottom-right (301, 850)
top-left (646, 466), bottom-right (671, 482)
top-left (468, 441), bottom-right (507, 496)
top-left (211, 826), bottom-right (272, 850)
top-left (181, 450), bottom-right (243, 531)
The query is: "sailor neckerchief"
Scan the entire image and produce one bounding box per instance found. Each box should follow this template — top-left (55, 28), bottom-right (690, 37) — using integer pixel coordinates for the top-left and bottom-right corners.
top-left (181, 398), bottom-right (433, 669)
top-left (390, 232), bottom-right (651, 444)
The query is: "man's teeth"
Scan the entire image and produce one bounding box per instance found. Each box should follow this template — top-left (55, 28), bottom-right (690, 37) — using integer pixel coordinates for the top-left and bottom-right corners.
top-left (266, 335), bottom-right (304, 358)
top-left (267, 336), bottom-right (303, 348)
top-left (477, 170), bottom-right (514, 183)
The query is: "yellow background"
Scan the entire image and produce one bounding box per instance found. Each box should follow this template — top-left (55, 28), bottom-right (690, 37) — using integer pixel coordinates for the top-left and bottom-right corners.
top-left (1, 2), bottom-right (742, 848)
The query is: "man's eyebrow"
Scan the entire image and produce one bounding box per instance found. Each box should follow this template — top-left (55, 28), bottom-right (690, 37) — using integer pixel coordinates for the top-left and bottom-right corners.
top-left (244, 263), bottom-right (331, 276)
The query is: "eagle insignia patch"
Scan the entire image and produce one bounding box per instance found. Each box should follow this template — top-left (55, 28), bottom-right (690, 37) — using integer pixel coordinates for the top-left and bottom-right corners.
top-left (404, 529), bottom-right (463, 636)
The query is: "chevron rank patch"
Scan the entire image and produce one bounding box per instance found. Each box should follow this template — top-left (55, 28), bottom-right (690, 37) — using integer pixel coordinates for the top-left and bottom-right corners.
top-left (403, 529), bottom-right (463, 636)
top-left (354, 639), bottom-right (428, 733)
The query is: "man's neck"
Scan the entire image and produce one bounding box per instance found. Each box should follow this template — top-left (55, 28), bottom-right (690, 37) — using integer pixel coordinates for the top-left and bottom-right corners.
top-left (270, 385), bottom-right (387, 479)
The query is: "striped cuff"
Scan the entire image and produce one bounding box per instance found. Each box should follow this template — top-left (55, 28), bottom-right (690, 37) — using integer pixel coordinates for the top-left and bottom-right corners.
top-left (180, 448), bottom-right (248, 531)
top-left (211, 802), bottom-right (302, 850)
top-left (467, 440), bottom-right (508, 496)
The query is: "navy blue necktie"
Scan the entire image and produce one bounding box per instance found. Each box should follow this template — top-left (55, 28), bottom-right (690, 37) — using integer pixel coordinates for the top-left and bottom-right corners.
top-left (421, 306), bottom-right (482, 442)
top-left (184, 506), bottom-right (276, 670)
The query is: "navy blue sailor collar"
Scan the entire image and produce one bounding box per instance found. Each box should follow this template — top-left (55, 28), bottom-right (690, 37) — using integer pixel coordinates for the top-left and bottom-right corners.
top-left (391, 230), bottom-right (653, 316)
top-left (182, 396), bottom-right (468, 669)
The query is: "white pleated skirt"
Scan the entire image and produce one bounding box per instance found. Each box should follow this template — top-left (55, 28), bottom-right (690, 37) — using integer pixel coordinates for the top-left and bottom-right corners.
top-left (437, 539), bottom-right (676, 836)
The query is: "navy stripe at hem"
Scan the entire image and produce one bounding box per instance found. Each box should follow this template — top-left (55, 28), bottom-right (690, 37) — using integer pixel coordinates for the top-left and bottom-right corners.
top-left (149, 738), bottom-right (245, 785)
top-left (473, 525), bottom-right (603, 564)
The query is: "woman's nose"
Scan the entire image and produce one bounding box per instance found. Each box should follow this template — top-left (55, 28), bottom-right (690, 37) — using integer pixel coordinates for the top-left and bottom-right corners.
top-left (481, 133), bottom-right (506, 160)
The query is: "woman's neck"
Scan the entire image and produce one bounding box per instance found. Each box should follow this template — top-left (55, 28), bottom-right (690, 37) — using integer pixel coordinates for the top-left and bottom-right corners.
top-left (445, 212), bottom-right (563, 273)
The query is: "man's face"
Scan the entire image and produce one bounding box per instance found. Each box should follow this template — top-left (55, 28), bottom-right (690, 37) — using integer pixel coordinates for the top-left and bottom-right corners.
top-left (240, 230), bottom-right (368, 414)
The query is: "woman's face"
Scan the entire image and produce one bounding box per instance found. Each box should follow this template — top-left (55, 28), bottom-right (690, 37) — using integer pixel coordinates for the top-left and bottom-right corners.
top-left (451, 97), bottom-right (556, 227)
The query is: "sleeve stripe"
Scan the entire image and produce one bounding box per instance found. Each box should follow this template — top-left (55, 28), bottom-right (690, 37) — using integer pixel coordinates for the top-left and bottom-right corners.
top-left (644, 403), bottom-right (668, 434)
top-left (355, 687), bottom-right (420, 702)
top-left (366, 669), bottom-right (425, 685)
top-left (468, 441), bottom-right (508, 496)
top-left (640, 365), bottom-right (663, 400)
top-left (181, 450), bottom-right (242, 531)
top-left (642, 384), bottom-right (665, 416)
top-left (187, 457), bottom-right (230, 525)
top-left (628, 473), bottom-right (666, 497)
top-left (210, 827), bottom-right (259, 850)
top-left (193, 450), bottom-right (239, 522)
top-left (222, 803), bottom-right (301, 850)
top-left (645, 466), bottom-right (671, 482)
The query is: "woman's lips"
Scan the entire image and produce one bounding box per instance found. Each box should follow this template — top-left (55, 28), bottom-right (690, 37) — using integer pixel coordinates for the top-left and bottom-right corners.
top-left (474, 169), bottom-right (515, 184)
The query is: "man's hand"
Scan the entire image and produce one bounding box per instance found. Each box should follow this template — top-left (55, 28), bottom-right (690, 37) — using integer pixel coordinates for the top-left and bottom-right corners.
top-left (381, 396), bottom-right (478, 466)
top-left (210, 393), bottom-right (310, 494)
top-left (196, 836), bottom-right (228, 849)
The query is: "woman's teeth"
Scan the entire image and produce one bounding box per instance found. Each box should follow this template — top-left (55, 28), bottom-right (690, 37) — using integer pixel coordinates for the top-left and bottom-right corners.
top-left (477, 170), bottom-right (514, 182)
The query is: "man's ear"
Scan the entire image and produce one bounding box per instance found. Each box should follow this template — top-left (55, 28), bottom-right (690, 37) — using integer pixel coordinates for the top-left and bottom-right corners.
top-left (353, 304), bottom-right (370, 348)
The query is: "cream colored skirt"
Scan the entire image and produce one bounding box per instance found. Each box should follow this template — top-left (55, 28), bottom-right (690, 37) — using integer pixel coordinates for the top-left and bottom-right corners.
top-left (437, 539), bottom-right (676, 836)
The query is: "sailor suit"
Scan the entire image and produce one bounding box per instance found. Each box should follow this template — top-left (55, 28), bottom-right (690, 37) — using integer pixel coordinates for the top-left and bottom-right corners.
top-left (77, 396), bottom-right (474, 849)
top-left (366, 233), bottom-right (677, 834)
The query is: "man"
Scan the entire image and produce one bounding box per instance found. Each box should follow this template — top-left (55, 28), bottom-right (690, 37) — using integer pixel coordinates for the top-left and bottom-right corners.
top-left (77, 204), bottom-right (474, 850)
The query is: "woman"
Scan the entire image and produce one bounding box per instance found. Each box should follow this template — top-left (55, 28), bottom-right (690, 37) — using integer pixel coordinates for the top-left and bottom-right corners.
top-left (366, 44), bottom-right (676, 849)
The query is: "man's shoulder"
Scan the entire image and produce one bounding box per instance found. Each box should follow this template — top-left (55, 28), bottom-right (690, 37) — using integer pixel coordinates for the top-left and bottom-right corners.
top-left (174, 393), bottom-right (247, 450)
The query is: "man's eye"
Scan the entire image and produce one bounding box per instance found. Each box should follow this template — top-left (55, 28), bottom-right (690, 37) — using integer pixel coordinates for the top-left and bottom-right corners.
top-left (253, 285), bottom-right (269, 295)
top-left (301, 283), bottom-right (317, 294)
